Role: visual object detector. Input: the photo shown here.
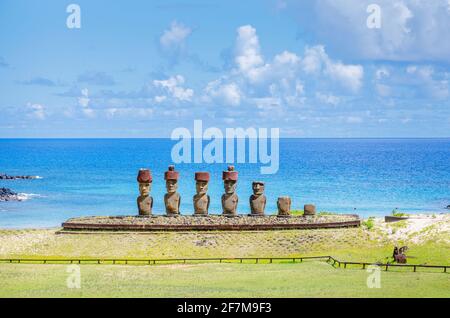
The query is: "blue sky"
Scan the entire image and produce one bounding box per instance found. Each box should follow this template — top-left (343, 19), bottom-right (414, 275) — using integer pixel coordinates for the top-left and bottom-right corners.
top-left (1, 0), bottom-right (449, 138)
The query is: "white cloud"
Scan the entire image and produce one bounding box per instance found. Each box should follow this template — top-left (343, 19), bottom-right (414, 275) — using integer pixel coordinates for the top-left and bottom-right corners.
top-left (77, 88), bottom-right (95, 118)
top-left (160, 21), bottom-right (192, 51)
top-left (286, 0), bottom-right (450, 62)
top-left (302, 46), bottom-right (364, 92)
top-left (346, 116), bottom-right (363, 124)
top-left (82, 108), bottom-right (95, 118)
top-left (154, 95), bottom-right (167, 103)
top-left (326, 61), bottom-right (364, 92)
top-left (202, 25), bottom-right (362, 113)
top-left (153, 75), bottom-right (194, 102)
top-left (316, 92), bottom-right (340, 106)
top-left (78, 88), bottom-right (90, 107)
top-left (204, 80), bottom-right (241, 106)
top-left (269, 79), bottom-right (305, 107)
top-left (376, 68), bottom-right (390, 80)
top-left (26, 103), bottom-right (46, 120)
top-left (234, 25), bottom-right (265, 76)
top-left (105, 107), bottom-right (153, 118)
top-left (234, 26), bottom-right (302, 84)
top-left (404, 65), bottom-right (449, 99)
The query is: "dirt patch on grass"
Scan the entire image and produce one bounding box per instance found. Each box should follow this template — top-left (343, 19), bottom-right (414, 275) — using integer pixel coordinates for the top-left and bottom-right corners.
top-left (373, 214), bottom-right (450, 244)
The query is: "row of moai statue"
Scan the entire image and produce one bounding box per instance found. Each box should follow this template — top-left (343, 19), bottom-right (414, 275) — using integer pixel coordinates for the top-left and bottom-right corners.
top-left (137, 165), bottom-right (317, 217)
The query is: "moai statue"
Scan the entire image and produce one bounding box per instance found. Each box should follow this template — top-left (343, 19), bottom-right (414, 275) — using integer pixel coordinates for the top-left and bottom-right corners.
top-left (193, 172), bottom-right (210, 216)
top-left (222, 166), bottom-right (238, 216)
top-left (137, 169), bottom-right (153, 216)
top-left (277, 196), bottom-right (291, 217)
top-left (249, 181), bottom-right (266, 216)
top-left (304, 204), bottom-right (316, 216)
top-left (164, 165), bottom-right (180, 216)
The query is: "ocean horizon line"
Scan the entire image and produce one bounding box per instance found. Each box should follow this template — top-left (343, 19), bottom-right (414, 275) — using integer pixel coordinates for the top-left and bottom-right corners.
top-left (1, 137), bottom-right (450, 140)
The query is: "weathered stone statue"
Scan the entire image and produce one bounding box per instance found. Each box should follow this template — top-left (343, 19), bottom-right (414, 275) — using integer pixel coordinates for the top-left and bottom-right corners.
top-left (222, 166), bottom-right (238, 216)
top-left (249, 181), bottom-right (266, 216)
top-left (137, 169), bottom-right (153, 216)
top-left (193, 172), bottom-right (210, 216)
top-left (304, 204), bottom-right (316, 216)
top-left (164, 165), bottom-right (180, 216)
top-left (277, 196), bottom-right (291, 217)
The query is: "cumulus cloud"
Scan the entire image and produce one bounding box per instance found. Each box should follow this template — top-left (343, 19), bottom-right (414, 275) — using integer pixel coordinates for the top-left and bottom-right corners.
top-left (373, 64), bottom-right (449, 99)
top-left (78, 88), bottom-right (90, 107)
top-left (316, 92), bottom-right (340, 106)
top-left (345, 116), bottom-right (363, 124)
top-left (234, 25), bottom-right (265, 77)
top-left (405, 65), bottom-right (449, 99)
top-left (160, 21), bottom-right (192, 51)
top-left (159, 21), bottom-right (192, 63)
top-left (153, 75), bottom-right (194, 102)
top-left (203, 24), bottom-right (363, 109)
top-left (284, 0), bottom-right (450, 62)
top-left (204, 80), bottom-right (241, 106)
top-left (376, 68), bottom-right (390, 80)
top-left (26, 103), bottom-right (46, 120)
top-left (77, 88), bottom-right (95, 118)
top-left (105, 107), bottom-right (153, 119)
top-left (302, 46), bottom-right (364, 92)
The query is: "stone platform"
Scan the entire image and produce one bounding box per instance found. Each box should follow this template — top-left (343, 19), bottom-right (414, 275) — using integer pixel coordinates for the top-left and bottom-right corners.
top-left (61, 214), bottom-right (361, 232)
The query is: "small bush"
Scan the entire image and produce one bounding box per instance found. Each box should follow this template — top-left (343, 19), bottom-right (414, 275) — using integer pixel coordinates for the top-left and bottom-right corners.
top-left (392, 209), bottom-right (407, 217)
top-left (290, 210), bottom-right (304, 216)
top-left (362, 217), bottom-right (375, 230)
top-left (317, 211), bottom-right (336, 216)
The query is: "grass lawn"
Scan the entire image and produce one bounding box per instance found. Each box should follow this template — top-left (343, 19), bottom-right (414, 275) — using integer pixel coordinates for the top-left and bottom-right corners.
top-left (1, 261), bottom-right (448, 298)
top-left (0, 215), bottom-right (448, 297)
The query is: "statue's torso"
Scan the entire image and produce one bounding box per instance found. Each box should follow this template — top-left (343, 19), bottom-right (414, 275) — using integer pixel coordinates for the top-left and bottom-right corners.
top-left (137, 195), bottom-right (153, 216)
top-left (164, 192), bottom-right (180, 214)
top-left (250, 194), bottom-right (266, 215)
top-left (193, 194), bottom-right (209, 215)
top-left (222, 193), bottom-right (238, 215)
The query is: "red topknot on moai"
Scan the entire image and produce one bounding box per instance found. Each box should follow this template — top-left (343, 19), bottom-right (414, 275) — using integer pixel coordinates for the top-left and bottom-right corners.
top-left (222, 166), bottom-right (239, 216)
top-left (164, 165), bottom-right (180, 216)
top-left (136, 169), bottom-right (153, 216)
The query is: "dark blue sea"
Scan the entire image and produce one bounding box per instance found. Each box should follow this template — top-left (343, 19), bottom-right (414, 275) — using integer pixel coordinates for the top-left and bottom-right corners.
top-left (0, 138), bottom-right (449, 228)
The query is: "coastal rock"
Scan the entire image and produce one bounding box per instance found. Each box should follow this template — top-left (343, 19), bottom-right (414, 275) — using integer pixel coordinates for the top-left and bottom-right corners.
top-left (0, 187), bottom-right (21, 202)
top-left (0, 174), bottom-right (39, 180)
top-left (446, 205), bottom-right (450, 209)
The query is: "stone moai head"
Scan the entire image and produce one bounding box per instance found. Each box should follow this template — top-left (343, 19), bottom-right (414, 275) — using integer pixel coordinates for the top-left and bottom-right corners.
top-left (277, 196), bottom-right (291, 216)
top-left (164, 165), bottom-right (179, 193)
top-left (304, 204), bottom-right (316, 216)
top-left (195, 172), bottom-right (210, 195)
top-left (223, 166), bottom-right (238, 194)
top-left (137, 169), bottom-right (152, 196)
top-left (252, 181), bottom-right (265, 196)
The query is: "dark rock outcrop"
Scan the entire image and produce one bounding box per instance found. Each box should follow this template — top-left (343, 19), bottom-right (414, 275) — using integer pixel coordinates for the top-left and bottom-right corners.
top-left (0, 174), bottom-right (39, 180)
top-left (0, 187), bottom-right (21, 202)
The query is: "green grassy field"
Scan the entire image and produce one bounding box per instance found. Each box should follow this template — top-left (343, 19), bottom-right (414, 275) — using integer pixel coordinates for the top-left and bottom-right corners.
top-left (1, 261), bottom-right (448, 298)
top-left (0, 215), bottom-right (448, 298)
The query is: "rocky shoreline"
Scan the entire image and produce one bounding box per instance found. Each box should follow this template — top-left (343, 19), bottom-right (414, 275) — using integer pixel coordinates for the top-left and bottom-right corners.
top-left (0, 188), bottom-right (22, 202)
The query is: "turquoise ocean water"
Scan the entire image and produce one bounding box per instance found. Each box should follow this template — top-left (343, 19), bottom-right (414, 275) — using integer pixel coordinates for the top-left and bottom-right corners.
top-left (0, 138), bottom-right (449, 228)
